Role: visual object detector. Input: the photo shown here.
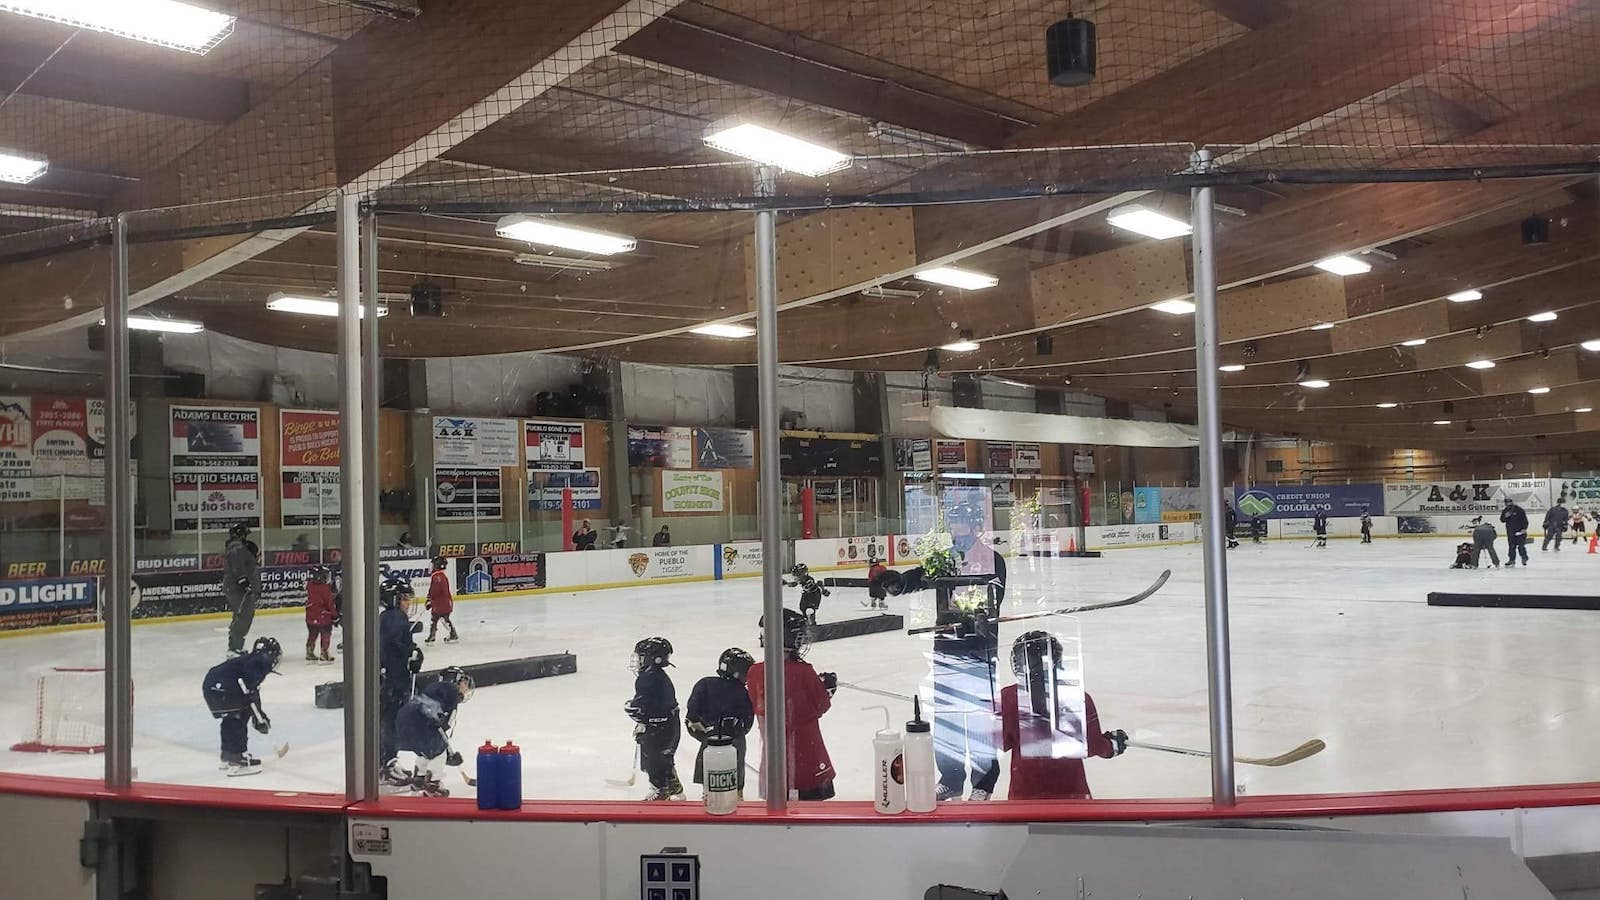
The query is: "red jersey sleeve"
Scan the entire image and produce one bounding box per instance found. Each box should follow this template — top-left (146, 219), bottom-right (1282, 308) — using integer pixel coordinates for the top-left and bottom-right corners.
top-left (1084, 693), bottom-right (1113, 758)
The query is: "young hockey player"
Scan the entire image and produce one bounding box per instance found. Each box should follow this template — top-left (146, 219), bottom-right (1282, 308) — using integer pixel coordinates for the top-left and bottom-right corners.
top-left (201, 636), bottom-right (282, 774)
top-left (999, 631), bottom-right (1127, 800)
top-left (392, 666), bottom-right (475, 797)
top-left (625, 636), bottom-right (683, 800)
top-left (1451, 542), bottom-right (1474, 569)
top-left (784, 563), bottom-right (830, 624)
top-left (425, 555), bottom-right (458, 643)
top-left (304, 565), bottom-right (337, 662)
top-left (748, 609), bottom-right (837, 800)
top-left (1313, 511), bottom-right (1329, 548)
top-left (379, 574), bottom-right (424, 782)
top-left (864, 557), bottom-right (890, 610)
top-left (686, 648), bottom-right (756, 798)
top-left (1571, 508), bottom-right (1587, 545)
top-left (1224, 502), bottom-right (1240, 549)
top-left (1359, 509), bottom-right (1373, 544)
top-left (1250, 516), bottom-right (1266, 544)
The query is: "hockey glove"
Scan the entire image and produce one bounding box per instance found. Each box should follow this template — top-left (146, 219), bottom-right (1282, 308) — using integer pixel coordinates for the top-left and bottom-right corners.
top-left (408, 647), bottom-right (425, 673)
top-left (1104, 729), bottom-right (1128, 757)
top-left (819, 671), bottom-right (838, 695)
top-left (252, 715), bottom-right (272, 735)
top-left (445, 749), bottom-right (463, 767)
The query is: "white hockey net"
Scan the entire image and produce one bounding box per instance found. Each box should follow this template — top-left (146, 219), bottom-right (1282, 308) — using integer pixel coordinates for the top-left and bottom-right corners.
top-left (12, 667), bottom-right (105, 754)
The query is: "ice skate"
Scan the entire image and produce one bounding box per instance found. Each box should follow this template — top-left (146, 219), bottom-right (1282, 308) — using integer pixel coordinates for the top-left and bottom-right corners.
top-left (319, 650), bottom-right (334, 663)
top-left (935, 784), bottom-right (959, 802)
top-left (444, 630), bottom-right (459, 643)
top-left (305, 648), bottom-right (318, 662)
top-left (410, 773), bottom-right (449, 797)
top-left (381, 760), bottom-right (414, 787)
top-left (221, 751), bottom-right (262, 776)
top-left (968, 789), bottom-right (991, 801)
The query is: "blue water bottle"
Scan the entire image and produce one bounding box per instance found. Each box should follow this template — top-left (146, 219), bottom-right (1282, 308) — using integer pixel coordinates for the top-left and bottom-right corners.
top-left (497, 741), bottom-right (523, 810)
top-left (476, 741), bottom-right (500, 811)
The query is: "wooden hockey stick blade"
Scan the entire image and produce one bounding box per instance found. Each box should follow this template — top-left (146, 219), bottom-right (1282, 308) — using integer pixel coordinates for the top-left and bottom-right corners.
top-left (460, 769), bottom-right (477, 787)
top-left (906, 569), bottom-right (1171, 635)
top-left (274, 742), bottom-right (290, 759)
top-left (1128, 738), bottom-right (1326, 768)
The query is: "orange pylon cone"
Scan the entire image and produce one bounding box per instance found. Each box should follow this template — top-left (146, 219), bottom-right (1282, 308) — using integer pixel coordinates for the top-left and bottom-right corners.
top-left (1066, 534), bottom-right (1078, 554)
top-left (1589, 533), bottom-right (1597, 554)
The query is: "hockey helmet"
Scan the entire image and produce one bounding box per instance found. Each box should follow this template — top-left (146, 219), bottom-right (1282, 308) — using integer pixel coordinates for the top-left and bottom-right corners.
top-left (631, 636), bottom-right (674, 672)
top-left (309, 565), bottom-right (330, 584)
top-left (758, 608), bottom-right (811, 657)
top-left (251, 636), bottom-right (284, 671)
top-left (788, 562), bottom-right (809, 579)
top-left (379, 574), bottom-right (414, 610)
top-left (432, 555), bottom-right (448, 571)
top-left (716, 647), bottom-right (756, 682)
top-left (228, 522), bottom-right (250, 541)
top-left (1009, 629), bottom-right (1063, 678)
top-left (438, 665), bottom-right (475, 702)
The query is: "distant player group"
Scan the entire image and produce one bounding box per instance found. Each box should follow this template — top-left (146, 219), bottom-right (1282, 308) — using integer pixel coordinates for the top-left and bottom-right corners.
top-left (1453, 497), bottom-right (1587, 569)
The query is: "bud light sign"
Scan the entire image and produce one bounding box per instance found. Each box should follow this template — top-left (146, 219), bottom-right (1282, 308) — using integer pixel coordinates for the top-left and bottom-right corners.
top-left (1233, 484), bottom-right (1384, 519)
top-left (0, 576), bottom-right (97, 631)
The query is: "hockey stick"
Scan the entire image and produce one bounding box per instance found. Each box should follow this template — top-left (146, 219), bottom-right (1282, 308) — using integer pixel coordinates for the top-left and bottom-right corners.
top-left (905, 569), bottom-right (1172, 636)
top-left (460, 769), bottom-right (477, 787)
top-left (838, 681), bottom-right (913, 702)
top-left (274, 742), bottom-right (289, 759)
top-left (604, 743), bottom-right (639, 788)
top-left (1127, 738), bottom-right (1326, 768)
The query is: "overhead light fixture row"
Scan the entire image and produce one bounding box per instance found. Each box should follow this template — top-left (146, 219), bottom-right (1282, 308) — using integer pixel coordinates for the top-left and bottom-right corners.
top-left (1401, 338), bottom-right (1427, 347)
top-left (1106, 204), bottom-right (1191, 240)
top-left (689, 322), bottom-right (754, 339)
top-left (1149, 298), bottom-right (1195, 315)
top-left (703, 123), bottom-right (851, 177)
top-left (0, 149), bottom-right (47, 184)
top-left (496, 216), bottom-right (636, 256)
top-left (915, 267), bottom-right (999, 290)
top-left (99, 315), bottom-right (205, 334)
top-left (0, 0), bottom-right (236, 54)
top-left (1376, 402), bottom-right (1398, 409)
top-left (1446, 289), bottom-right (1482, 303)
top-left (1528, 386), bottom-right (1551, 395)
top-left (1313, 255), bottom-right (1372, 276)
top-left (1526, 311), bottom-right (1558, 323)
top-left (1298, 379), bottom-right (1331, 389)
top-left (1219, 364), bottom-right (1245, 372)
top-left (266, 294), bottom-right (387, 318)
top-left (1465, 359), bottom-right (1496, 369)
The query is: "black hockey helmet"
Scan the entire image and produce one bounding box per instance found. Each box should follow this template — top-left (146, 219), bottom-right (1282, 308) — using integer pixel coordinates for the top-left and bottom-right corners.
top-left (1009, 629), bottom-right (1063, 678)
top-left (758, 608), bottom-right (811, 657)
top-left (438, 665), bottom-right (475, 702)
top-left (227, 522), bottom-right (250, 541)
top-left (789, 562), bottom-right (809, 579)
top-left (432, 555), bottom-right (447, 571)
top-left (876, 568), bottom-right (906, 596)
top-left (379, 573), bottom-right (414, 610)
top-left (251, 636), bottom-right (284, 671)
top-left (631, 636), bottom-right (674, 672)
top-left (716, 647), bottom-right (755, 682)
top-left (309, 565), bottom-right (330, 584)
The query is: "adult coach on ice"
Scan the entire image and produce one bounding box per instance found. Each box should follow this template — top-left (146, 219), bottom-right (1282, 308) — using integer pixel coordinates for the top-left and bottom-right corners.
top-left (1501, 497), bottom-right (1530, 567)
top-left (223, 523), bottom-right (262, 655)
top-left (1542, 499), bottom-right (1569, 552)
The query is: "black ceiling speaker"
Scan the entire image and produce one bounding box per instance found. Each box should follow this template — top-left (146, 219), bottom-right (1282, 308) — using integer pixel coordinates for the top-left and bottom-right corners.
top-left (1442, 401), bottom-right (1455, 415)
top-left (1522, 215), bottom-right (1549, 246)
top-left (410, 281), bottom-right (444, 317)
top-left (1035, 333), bottom-right (1054, 356)
top-left (1046, 17), bottom-right (1096, 86)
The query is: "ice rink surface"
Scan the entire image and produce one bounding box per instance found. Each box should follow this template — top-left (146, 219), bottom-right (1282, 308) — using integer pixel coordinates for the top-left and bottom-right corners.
top-left (3, 536), bottom-right (1599, 803)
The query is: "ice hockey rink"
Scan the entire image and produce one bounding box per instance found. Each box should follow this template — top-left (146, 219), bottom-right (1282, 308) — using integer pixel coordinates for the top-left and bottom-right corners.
top-left (4, 536), bottom-right (1598, 802)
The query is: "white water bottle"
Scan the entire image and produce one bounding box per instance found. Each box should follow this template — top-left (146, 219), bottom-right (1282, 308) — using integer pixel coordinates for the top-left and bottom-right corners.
top-left (866, 705), bottom-right (905, 815)
top-left (702, 725), bottom-right (740, 816)
top-left (903, 694), bottom-right (936, 813)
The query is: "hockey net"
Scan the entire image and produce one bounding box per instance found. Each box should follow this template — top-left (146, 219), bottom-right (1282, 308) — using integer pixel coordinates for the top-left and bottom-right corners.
top-left (11, 667), bottom-right (105, 754)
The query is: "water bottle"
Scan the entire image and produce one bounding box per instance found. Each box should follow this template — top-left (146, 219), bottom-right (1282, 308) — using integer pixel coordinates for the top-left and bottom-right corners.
top-left (903, 695), bottom-right (936, 813)
top-left (866, 705), bottom-right (905, 815)
top-left (497, 741), bottom-right (523, 810)
top-left (476, 741), bottom-right (500, 811)
top-left (701, 721), bottom-right (740, 816)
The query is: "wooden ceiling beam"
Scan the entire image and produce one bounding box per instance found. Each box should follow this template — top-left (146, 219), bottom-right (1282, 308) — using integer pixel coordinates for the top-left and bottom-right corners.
top-left (0, 38), bottom-right (251, 123)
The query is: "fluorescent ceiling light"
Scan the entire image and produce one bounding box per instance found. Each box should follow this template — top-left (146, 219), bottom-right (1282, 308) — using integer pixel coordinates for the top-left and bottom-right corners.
top-left (1583, 340), bottom-right (1600, 352)
top-left (940, 339), bottom-right (981, 353)
top-left (1311, 322), bottom-right (1335, 331)
top-left (1576, 408), bottom-right (1593, 413)
top-left (915, 267), bottom-right (999, 290)
top-left (266, 295), bottom-right (387, 318)
top-left (1433, 420), bottom-right (1452, 425)
top-left (0, 149), bottom-right (47, 184)
top-left (511, 252), bottom-right (614, 272)
top-left (1106, 204), bottom-right (1191, 240)
top-left (1528, 386), bottom-right (1551, 394)
top-left (703, 123), bottom-right (851, 176)
top-left (1446, 290), bottom-right (1482, 303)
top-left (689, 322), bottom-right (754, 339)
top-left (991, 377), bottom-right (1031, 388)
top-left (0, 0), bottom-right (236, 54)
top-left (1314, 255), bottom-right (1372, 276)
top-left (1401, 338), bottom-right (1427, 347)
top-left (1376, 402), bottom-right (1398, 409)
top-left (1527, 311), bottom-right (1558, 323)
top-left (1219, 364), bottom-right (1245, 372)
top-left (100, 315), bottom-right (206, 334)
top-left (1298, 379), bottom-right (1331, 389)
top-left (496, 216), bottom-right (636, 255)
top-left (1150, 298), bottom-right (1195, 315)
top-left (1465, 359), bottom-right (1496, 369)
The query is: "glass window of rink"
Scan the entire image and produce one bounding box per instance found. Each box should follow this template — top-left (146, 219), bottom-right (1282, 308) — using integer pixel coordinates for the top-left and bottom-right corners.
top-left (1219, 180), bottom-right (1600, 798)
top-left (0, 238), bottom-right (112, 777)
top-left (122, 196), bottom-right (347, 794)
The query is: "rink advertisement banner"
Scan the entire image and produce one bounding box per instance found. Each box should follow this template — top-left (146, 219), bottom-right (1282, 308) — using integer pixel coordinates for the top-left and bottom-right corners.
top-left (132, 564), bottom-right (327, 617)
top-left (693, 427), bottom-right (754, 470)
top-left (434, 467), bottom-right (502, 519)
top-left (1383, 479), bottom-right (1552, 517)
top-left (627, 425), bottom-right (693, 468)
top-left (531, 467), bottom-right (602, 511)
top-left (169, 406), bottom-right (260, 469)
top-left (1234, 484), bottom-right (1385, 519)
top-left (0, 576), bottom-right (97, 631)
top-left (433, 417), bottom-right (519, 468)
top-left (171, 470), bottom-right (262, 532)
top-left (716, 541), bottom-right (763, 578)
top-left (1159, 485), bottom-right (1202, 522)
top-left (455, 553), bottom-right (547, 595)
top-left (1132, 486), bottom-right (1163, 524)
top-left (892, 438), bottom-right (933, 472)
top-left (580, 545), bottom-right (714, 584)
top-left (280, 409), bottom-right (342, 527)
top-left (524, 420), bottom-right (586, 471)
top-left (935, 439), bottom-right (968, 472)
top-left (1561, 478), bottom-right (1600, 505)
top-left (0, 395), bottom-right (121, 503)
top-left (661, 470), bottom-right (723, 513)
top-left (793, 535), bottom-right (891, 570)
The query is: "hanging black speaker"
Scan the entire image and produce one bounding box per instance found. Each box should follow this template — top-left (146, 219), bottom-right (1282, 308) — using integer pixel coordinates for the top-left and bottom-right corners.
top-left (1522, 215), bottom-right (1549, 246)
top-left (1046, 18), bottom-right (1096, 86)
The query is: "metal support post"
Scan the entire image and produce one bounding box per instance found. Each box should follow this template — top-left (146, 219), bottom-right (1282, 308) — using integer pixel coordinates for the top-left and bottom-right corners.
top-left (361, 202), bottom-right (382, 795)
top-left (339, 193), bottom-right (375, 801)
top-left (754, 166), bottom-right (786, 811)
top-left (104, 214), bottom-right (134, 788)
top-left (1191, 149), bottom-right (1237, 806)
